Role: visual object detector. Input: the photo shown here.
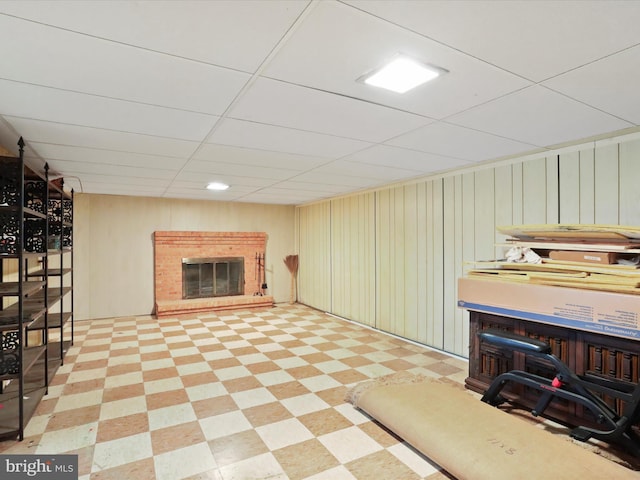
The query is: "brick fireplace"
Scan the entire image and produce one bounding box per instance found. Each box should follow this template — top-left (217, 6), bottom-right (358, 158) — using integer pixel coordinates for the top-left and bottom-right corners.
top-left (153, 231), bottom-right (273, 317)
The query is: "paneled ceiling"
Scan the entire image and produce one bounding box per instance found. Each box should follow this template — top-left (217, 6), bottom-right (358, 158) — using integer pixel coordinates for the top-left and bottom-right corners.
top-left (1, 1), bottom-right (639, 205)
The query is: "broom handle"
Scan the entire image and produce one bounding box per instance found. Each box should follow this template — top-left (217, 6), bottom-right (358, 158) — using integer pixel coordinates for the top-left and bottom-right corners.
top-left (290, 273), bottom-right (295, 304)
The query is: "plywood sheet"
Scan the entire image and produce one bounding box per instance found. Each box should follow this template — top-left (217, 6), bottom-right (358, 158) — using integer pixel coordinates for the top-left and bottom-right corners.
top-left (497, 224), bottom-right (640, 241)
top-left (494, 261), bottom-right (640, 278)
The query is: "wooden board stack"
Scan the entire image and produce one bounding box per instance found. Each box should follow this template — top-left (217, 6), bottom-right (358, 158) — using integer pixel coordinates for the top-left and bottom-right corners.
top-left (467, 224), bottom-right (640, 294)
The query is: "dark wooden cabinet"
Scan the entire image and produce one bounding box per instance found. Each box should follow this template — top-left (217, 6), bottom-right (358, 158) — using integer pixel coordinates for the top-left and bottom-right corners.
top-left (467, 310), bottom-right (640, 428)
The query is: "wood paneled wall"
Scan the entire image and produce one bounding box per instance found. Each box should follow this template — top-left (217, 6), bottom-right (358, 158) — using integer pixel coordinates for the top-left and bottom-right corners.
top-left (296, 201), bottom-right (331, 312)
top-left (296, 135), bottom-right (640, 358)
top-left (331, 194), bottom-right (376, 327)
top-left (74, 194), bottom-right (295, 320)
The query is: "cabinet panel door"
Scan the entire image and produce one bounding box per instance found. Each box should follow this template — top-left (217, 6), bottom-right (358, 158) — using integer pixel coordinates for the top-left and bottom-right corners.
top-left (578, 331), bottom-right (639, 419)
top-left (468, 312), bottom-right (517, 387)
top-left (519, 321), bottom-right (576, 418)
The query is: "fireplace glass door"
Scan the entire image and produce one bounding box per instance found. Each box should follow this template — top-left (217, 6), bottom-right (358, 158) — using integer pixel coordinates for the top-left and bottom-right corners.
top-left (182, 257), bottom-right (244, 299)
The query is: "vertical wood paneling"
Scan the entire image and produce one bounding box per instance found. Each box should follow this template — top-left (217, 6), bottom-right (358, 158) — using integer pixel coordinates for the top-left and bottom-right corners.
top-left (511, 163), bottom-right (523, 225)
top-left (377, 186), bottom-right (418, 338)
top-left (425, 181), bottom-right (436, 346)
top-left (74, 194), bottom-right (294, 320)
top-left (594, 144), bottom-right (619, 224)
top-left (474, 169), bottom-right (495, 262)
top-left (559, 151), bottom-right (580, 223)
top-left (376, 189), bottom-right (391, 332)
top-left (461, 172), bottom-right (476, 356)
top-left (494, 165), bottom-right (513, 258)
top-left (330, 199), bottom-right (344, 313)
top-left (295, 134), bottom-right (639, 359)
top-left (393, 187), bottom-right (405, 337)
top-left (579, 148), bottom-right (595, 223)
top-left (431, 179), bottom-right (444, 349)
top-left (522, 158), bottom-right (548, 223)
top-left (453, 174), bottom-right (467, 356)
top-left (416, 182), bottom-right (428, 344)
top-left (298, 202), bottom-right (331, 312)
top-left (362, 194), bottom-right (377, 326)
top-left (330, 195), bottom-right (375, 326)
top-left (619, 139), bottom-right (640, 226)
top-left (442, 176), bottom-right (456, 353)
top-left (403, 185), bottom-right (419, 340)
top-left (546, 156), bottom-right (559, 223)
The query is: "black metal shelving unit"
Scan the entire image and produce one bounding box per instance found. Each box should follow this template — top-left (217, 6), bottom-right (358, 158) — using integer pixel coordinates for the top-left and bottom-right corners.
top-left (26, 169), bottom-right (74, 368)
top-left (0, 137), bottom-right (73, 440)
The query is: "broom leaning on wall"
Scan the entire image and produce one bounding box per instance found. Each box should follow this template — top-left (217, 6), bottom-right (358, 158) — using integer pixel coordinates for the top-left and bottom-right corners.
top-left (283, 255), bottom-right (299, 304)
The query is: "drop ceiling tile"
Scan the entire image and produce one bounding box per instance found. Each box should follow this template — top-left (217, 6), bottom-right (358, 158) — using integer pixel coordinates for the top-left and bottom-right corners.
top-left (79, 183), bottom-right (164, 198)
top-left (272, 181), bottom-right (358, 194)
top-left (386, 122), bottom-right (538, 162)
top-left (543, 45), bottom-right (640, 125)
top-left (0, 0), bottom-right (310, 72)
top-left (347, 0), bottom-right (640, 82)
top-left (244, 189), bottom-right (315, 199)
top-left (73, 182), bottom-right (167, 197)
top-left (1, 1), bottom-right (637, 207)
top-left (0, 14), bottom-right (249, 115)
top-left (229, 77), bottom-right (432, 142)
top-left (0, 80), bottom-right (219, 141)
top-left (183, 159), bottom-right (295, 180)
top-left (163, 191), bottom-right (246, 202)
top-left (166, 184), bottom-right (258, 195)
top-left (256, 186), bottom-right (328, 197)
top-left (208, 119), bottom-right (371, 158)
top-left (235, 192), bottom-right (322, 205)
top-left (5, 117), bottom-right (200, 158)
top-left (34, 159), bottom-right (177, 180)
top-left (263, 0), bottom-right (531, 119)
top-left (173, 172), bottom-right (277, 188)
top-left (27, 143), bottom-right (187, 171)
top-left (163, 187), bottom-right (257, 202)
top-left (288, 170), bottom-right (390, 188)
top-left (57, 173), bottom-right (172, 194)
top-left (312, 159), bottom-right (421, 181)
top-left (343, 144), bottom-right (470, 174)
top-left (446, 85), bottom-right (633, 147)
top-left (194, 144), bottom-right (329, 170)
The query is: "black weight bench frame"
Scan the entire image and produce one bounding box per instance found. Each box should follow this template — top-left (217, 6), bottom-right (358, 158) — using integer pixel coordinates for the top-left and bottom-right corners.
top-left (478, 328), bottom-right (640, 457)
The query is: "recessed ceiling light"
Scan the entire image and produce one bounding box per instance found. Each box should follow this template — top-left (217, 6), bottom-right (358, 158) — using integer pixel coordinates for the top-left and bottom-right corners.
top-left (206, 182), bottom-right (229, 191)
top-left (359, 54), bottom-right (447, 94)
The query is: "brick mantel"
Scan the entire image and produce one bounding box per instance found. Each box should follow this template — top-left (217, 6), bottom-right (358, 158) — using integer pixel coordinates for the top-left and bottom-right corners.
top-left (153, 231), bottom-right (273, 316)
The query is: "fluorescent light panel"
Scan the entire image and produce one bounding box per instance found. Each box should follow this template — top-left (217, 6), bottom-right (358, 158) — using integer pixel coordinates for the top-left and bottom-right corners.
top-left (206, 182), bottom-right (229, 191)
top-left (361, 55), bottom-right (445, 94)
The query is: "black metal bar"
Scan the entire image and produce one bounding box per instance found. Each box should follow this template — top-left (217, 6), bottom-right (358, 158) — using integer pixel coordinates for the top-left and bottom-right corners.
top-left (479, 328), bottom-right (640, 457)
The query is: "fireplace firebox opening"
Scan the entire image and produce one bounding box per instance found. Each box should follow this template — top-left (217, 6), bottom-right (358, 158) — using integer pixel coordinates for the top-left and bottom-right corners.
top-left (182, 257), bottom-right (244, 299)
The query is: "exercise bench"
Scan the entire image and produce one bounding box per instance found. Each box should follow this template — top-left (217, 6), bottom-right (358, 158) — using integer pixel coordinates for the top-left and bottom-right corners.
top-left (478, 328), bottom-right (640, 457)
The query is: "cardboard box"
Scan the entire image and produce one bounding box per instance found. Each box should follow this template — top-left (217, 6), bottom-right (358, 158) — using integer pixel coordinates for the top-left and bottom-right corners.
top-left (549, 250), bottom-right (618, 264)
top-left (458, 276), bottom-right (640, 341)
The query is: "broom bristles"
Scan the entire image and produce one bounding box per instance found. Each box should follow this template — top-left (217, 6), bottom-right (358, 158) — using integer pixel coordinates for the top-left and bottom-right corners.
top-left (284, 254), bottom-right (299, 275)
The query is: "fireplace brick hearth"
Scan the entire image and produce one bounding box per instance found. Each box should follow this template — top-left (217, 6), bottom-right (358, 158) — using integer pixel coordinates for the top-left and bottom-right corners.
top-left (153, 231), bottom-right (273, 317)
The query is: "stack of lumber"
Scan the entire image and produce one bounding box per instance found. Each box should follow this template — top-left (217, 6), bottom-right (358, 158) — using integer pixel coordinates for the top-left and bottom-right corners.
top-left (467, 224), bottom-right (640, 294)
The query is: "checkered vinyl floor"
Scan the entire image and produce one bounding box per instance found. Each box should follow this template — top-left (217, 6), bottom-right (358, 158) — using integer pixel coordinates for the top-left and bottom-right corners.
top-left (0, 304), bottom-right (468, 479)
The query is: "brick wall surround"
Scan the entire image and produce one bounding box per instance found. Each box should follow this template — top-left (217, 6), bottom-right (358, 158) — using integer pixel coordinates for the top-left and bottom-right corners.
top-left (153, 231), bottom-right (273, 316)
